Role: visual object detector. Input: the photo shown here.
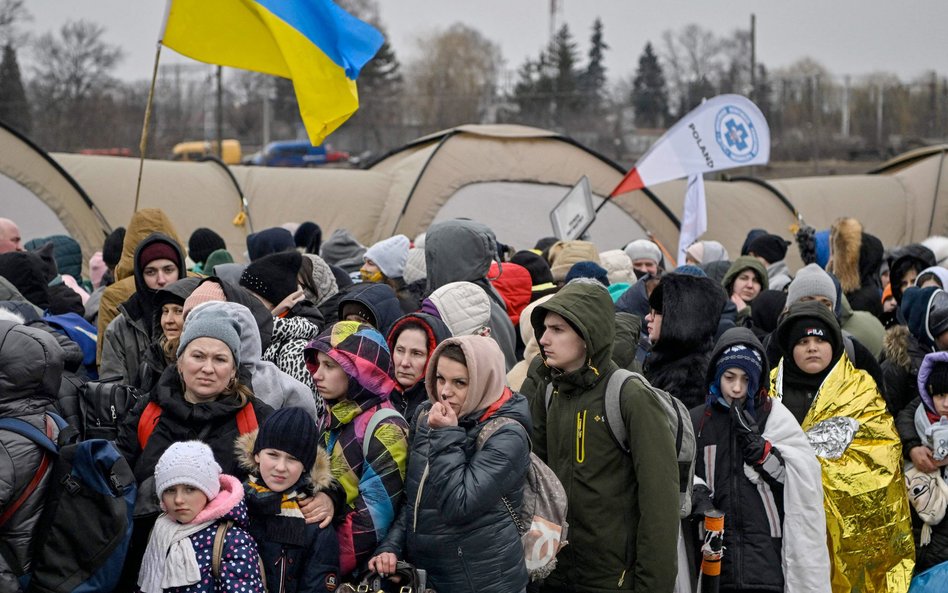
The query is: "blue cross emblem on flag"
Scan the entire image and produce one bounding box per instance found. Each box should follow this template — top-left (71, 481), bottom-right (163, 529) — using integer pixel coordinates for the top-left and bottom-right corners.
top-left (714, 104), bottom-right (760, 163)
top-left (724, 119), bottom-right (749, 151)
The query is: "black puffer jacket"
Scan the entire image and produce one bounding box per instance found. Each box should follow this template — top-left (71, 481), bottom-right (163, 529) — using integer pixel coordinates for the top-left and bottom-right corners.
top-left (375, 394), bottom-right (531, 593)
top-left (645, 273), bottom-right (726, 408)
top-left (0, 321), bottom-right (65, 590)
top-left (691, 328), bottom-right (784, 592)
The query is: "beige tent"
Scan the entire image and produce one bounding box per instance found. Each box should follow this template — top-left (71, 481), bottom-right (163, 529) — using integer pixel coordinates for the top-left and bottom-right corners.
top-left (1, 120), bottom-right (946, 269)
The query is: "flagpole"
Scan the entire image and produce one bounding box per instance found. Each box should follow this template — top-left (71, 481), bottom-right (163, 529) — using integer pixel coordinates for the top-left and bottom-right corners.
top-left (133, 42), bottom-right (163, 213)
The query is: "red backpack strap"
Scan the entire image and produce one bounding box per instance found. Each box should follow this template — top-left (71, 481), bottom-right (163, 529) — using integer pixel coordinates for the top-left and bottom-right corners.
top-left (137, 402), bottom-right (163, 450)
top-left (235, 404), bottom-right (258, 435)
top-left (0, 416), bottom-right (56, 528)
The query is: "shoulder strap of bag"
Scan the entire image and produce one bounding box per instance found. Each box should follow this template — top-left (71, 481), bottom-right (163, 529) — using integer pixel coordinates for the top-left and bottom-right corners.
top-left (212, 519), bottom-right (267, 588)
top-left (137, 402), bottom-right (163, 450)
top-left (211, 519), bottom-right (233, 580)
top-left (603, 368), bottom-right (686, 455)
top-left (604, 369), bottom-right (636, 454)
top-left (362, 407), bottom-right (402, 460)
top-left (475, 416), bottom-right (520, 450)
top-left (0, 415), bottom-right (57, 528)
top-left (235, 404), bottom-right (258, 435)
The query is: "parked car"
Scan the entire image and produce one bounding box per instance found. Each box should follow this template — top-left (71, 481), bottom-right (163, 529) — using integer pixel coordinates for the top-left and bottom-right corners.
top-left (171, 139), bottom-right (242, 165)
top-left (247, 140), bottom-right (350, 167)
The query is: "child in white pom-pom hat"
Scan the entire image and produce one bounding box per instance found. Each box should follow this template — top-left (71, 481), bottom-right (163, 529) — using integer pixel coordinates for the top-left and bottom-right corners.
top-left (137, 441), bottom-right (264, 593)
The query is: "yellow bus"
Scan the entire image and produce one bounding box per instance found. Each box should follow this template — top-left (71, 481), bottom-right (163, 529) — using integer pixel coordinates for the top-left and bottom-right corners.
top-left (171, 139), bottom-right (242, 165)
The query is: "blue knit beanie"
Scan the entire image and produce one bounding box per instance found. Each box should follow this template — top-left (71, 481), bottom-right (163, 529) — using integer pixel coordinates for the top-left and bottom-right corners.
top-left (565, 261), bottom-right (610, 287)
top-left (710, 344), bottom-right (763, 415)
top-left (673, 264), bottom-right (707, 278)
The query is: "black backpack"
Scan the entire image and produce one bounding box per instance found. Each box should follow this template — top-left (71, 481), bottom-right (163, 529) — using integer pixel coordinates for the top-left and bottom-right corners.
top-left (78, 376), bottom-right (142, 440)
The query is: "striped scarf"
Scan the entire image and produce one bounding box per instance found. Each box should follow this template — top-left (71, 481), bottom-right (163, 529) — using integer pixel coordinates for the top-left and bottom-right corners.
top-left (244, 477), bottom-right (308, 546)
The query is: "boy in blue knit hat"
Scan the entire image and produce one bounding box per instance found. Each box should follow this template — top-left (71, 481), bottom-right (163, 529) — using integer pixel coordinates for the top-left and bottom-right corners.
top-left (690, 327), bottom-right (829, 592)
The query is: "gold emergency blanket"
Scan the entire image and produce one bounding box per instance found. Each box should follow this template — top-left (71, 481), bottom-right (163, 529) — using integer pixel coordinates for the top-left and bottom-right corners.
top-left (773, 357), bottom-right (914, 593)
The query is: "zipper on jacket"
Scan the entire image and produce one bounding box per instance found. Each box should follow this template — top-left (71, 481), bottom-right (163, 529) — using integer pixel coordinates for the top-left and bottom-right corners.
top-left (618, 569), bottom-right (626, 587)
top-left (730, 426), bottom-right (744, 586)
top-left (275, 552), bottom-right (287, 593)
top-left (413, 460), bottom-right (430, 531)
top-left (458, 546), bottom-right (476, 588)
top-left (575, 410), bottom-right (586, 463)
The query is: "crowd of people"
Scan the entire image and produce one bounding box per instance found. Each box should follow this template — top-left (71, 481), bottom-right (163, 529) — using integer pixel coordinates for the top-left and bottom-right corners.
top-left (1, 209), bottom-right (948, 593)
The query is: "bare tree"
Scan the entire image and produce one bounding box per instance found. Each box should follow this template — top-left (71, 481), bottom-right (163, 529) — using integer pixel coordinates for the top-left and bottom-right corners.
top-left (29, 20), bottom-right (123, 149)
top-left (0, 0), bottom-right (30, 46)
top-left (660, 24), bottom-right (725, 115)
top-left (404, 23), bottom-right (502, 132)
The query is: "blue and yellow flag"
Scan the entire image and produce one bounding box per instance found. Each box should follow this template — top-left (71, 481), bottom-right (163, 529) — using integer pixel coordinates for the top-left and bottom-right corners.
top-left (161, 0), bottom-right (384, 145)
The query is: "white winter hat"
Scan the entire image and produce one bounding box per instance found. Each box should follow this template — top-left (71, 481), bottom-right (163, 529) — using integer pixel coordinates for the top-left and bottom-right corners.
top-left (364, 234), bottom-right (410, 278)
top-left (623, 239), bottom-right (662, 264)
top-left (154, 441), bottom-right (221, 502)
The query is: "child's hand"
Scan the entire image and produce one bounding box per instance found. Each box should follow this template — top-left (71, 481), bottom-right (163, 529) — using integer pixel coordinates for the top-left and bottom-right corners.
top-left (910, 446), bottom-right (939, 473)
top-left (427, 402), bottom-right (458, 428)
top-left (368, 552), bottom-right (398, 577)
top-left (299, 492), bottom-right (334, 528)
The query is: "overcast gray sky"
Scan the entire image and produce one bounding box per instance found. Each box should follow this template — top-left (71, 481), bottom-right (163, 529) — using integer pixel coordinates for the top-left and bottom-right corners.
top-left (20, 1), bottom-right (948, 84)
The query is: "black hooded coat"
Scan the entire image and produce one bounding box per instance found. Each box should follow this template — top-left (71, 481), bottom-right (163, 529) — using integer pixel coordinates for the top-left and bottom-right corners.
top-left (644, 274), bottom-right (727, 409)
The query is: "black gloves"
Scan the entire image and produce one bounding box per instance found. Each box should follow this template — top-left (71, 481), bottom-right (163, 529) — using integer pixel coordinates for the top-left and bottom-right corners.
top-left (730, 403), bottom-right (769, 466)
top-left (690, 483), bottom-right (715, 520)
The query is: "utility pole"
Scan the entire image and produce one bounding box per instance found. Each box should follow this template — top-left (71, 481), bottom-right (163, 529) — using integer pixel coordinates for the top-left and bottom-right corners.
top-left (216, 66), bottom-right (224, 158)
top-left (749, 14), bottom-right (756, 100)
top-left (262, 77), bottom-right (272, 146)
top-left (841, 75), bottom-right (850, 137)
top-left (876, 82), bottom-right (885, 157)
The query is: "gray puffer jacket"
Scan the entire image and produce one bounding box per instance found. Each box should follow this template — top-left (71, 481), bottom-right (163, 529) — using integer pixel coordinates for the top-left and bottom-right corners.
top-left (375, 394), bottom-right (531, 593)
top-left (0, 321), bottom-right (65, 591)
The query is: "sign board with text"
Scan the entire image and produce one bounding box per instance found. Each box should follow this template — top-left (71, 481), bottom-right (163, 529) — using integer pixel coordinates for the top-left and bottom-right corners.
top-left (550, 176), bottom-right (594, 241)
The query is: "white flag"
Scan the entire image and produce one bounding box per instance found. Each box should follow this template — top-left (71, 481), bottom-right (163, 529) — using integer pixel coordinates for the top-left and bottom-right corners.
top-left (677, 174), bottom-right (707, 266)
top-left (612, 94), bottom-right (770, 197)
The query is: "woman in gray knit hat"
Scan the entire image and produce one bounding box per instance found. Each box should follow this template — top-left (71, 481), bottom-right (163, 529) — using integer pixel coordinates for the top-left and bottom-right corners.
top-left (114, 306), bottom-right (275, 590)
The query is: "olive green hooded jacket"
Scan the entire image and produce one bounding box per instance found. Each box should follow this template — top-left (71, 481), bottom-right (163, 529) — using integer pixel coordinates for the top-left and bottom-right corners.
top-left (521, 280), bottom-right (680, 593)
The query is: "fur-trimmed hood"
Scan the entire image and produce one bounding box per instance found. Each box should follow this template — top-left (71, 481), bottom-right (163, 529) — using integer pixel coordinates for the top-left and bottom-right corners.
top-left (883, 324), bottom-right (914, 371)
top-left (829, 217), bottom-right (863, 293)
top-left (829, 217), bottom-right (884, 295)
top-left (235, 429), bottom-right (335, 492)
top-left (652, 273), bottom-right (726, 353)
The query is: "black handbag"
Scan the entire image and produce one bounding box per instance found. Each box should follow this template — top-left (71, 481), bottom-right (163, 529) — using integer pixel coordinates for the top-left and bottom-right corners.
top-left (339, 561), bottom-right (433, 593)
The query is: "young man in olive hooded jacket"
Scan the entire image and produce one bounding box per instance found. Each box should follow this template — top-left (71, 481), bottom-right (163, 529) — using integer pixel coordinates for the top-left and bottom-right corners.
top-left (520, 279), bottom-right (680, 593)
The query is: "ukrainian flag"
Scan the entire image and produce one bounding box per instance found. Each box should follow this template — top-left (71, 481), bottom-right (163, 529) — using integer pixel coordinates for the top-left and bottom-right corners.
top-left (161, 0), bottom-right (384, 145)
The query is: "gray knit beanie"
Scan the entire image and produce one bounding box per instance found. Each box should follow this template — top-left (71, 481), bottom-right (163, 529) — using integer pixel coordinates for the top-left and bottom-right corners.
top-left (176, 305), bottom-right (242, 365)
top-left (786, 263), bottom-right (837, 310)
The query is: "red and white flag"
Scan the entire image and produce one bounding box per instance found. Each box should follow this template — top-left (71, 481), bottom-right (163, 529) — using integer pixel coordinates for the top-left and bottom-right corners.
top-left (612, 94), bottom-right (770, 197)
